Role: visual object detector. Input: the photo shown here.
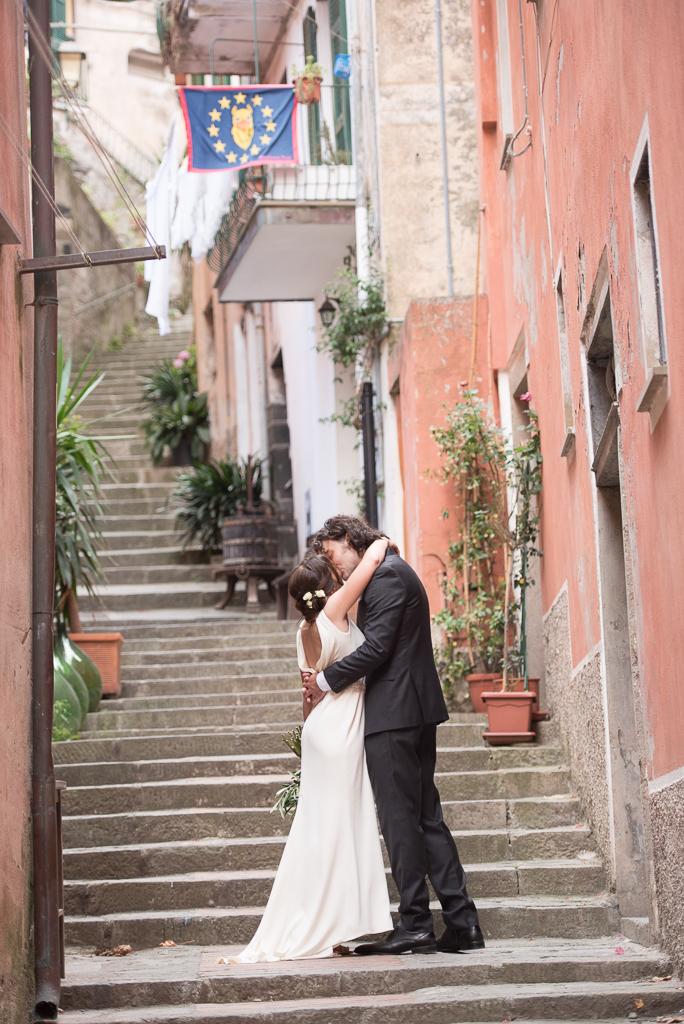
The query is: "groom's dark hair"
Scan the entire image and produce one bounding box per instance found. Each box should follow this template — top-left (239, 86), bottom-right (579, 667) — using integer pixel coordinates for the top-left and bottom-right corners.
top-left (313, 515), bottom-right (387, 555)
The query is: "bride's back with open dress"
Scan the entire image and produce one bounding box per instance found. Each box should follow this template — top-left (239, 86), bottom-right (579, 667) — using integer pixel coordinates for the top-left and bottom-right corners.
top-left (235, 610), bottom-right (392, 962)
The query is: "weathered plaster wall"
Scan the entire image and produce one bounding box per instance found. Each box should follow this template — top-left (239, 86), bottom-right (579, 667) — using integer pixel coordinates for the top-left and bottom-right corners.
top-left (55, 157), bottom-right (137, 359)
top-left (650, 774), bottom-right (684, 976)
top-left (373, 0), bottom-right (480, 317)
top-left (0, 3), bottom-right (34, 1020)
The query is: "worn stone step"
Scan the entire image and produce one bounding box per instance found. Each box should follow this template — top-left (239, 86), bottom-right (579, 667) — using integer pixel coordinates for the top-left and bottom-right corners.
top-left (119, 660), bottom-right (299, 684)
top-left (101, 546), bottom-right (207, 568)
top-left (62, 797), bottom-right (585, 849)
top-left (65, 860), bottom-right (607, 917)
top-left (96, 498), bottom-right (173, 515)
top-left (64, 895), bottom-right (622, 948)
top-left (63, 827), bottom-right (597, 881)
top-left (104, 619), bottom-right (297, 641)
top-left (58, 939), bottom-right (673, 1013)
top-left (101, 531), bottom-right (183, 551)
top-left (102, 468), bottom-right (182, 484)
top-left (101, 513), bottom-right (177, 531)
top-left (123, 631), bottom-right (297, 653)
top-left (56, 744), bottom-right (564, 787)
top-left (121, 673), bottom-right (298, 698)
top-left (103, 565), bottom-right (217, 586)
top-left (100, 483), bottom-right (177, 500)
top-left (80, 582), bottom-right (226, 612)
top-left (85, 701), bottom-right (302, 732)
top-left (121, 645), bottom-right (296, 667)
top-left (56, 979), bottom-right (684, 1024)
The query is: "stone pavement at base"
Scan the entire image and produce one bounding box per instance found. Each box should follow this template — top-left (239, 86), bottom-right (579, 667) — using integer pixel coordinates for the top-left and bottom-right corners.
top-left (54, 323), bottom-right (684, 1022)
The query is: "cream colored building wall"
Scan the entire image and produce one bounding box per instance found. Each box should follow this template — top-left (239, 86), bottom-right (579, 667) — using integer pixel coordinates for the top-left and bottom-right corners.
top-left (366, 0), bottom-right (480, 317)
top-left (71, 0), bottom-right (176, 160)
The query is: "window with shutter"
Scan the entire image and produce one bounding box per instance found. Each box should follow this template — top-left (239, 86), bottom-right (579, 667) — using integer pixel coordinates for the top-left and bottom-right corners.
top-left (303, 7), bottom-right (322, 165)
top-left (51, 0), bottom-right (67, 48)
top-left (329, 0), bottom-right (352, 160)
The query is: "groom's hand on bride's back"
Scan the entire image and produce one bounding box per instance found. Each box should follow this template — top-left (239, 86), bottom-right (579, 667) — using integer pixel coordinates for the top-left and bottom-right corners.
top-left (301, 670), bottom-right (325, 720)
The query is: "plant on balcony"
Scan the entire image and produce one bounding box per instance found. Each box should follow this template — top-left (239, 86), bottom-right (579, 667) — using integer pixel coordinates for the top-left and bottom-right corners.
top-left (431, 387), bottom-right (508, 710)
top-left (292, 55), bottom-right (324, 104)
top-left (142, 348), bottom-right (210, 465)
top-left (172, 457), bottom-right (264, 554)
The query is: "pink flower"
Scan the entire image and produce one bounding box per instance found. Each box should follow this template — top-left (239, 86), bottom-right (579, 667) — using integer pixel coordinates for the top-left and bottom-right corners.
top-left (178, 350), bottom-right (191, 361)
top-left (615, 946), bottom-right (626, 956)
top-left (520, 391), bottom-right (532, 403)
top-left (173, 357), bottom-right (184, 368)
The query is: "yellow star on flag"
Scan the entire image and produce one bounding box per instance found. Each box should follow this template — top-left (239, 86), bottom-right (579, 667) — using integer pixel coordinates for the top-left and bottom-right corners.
top-left (227, 152), bottom-right (238, 163)
top-left (250, 144), bottom-right (260, 156)
top-left (209, 108), bottom-right (221, 122)
top-left (252, 95), bottom-right (263, 106)
top-left (260, 134), bottom-right (270, 145)
top-left (266, 121), bottom-right (276, 132)
top-left (262, 106), bottom-right (273, 118)
top-left (219, 96), bottom-right (231, 109)
top-left (208, 124), bottom-right (220, 137)
top-left (240, 153), bottom-right (248, 163)
top-left (215, 140), bottom-right (226, 153)
top-left (235, 92), bottom-right (246, 104)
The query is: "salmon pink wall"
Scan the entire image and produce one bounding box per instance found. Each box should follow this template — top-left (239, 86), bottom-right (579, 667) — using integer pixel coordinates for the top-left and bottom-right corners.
top-left (472, 0), bottom-right (684, 780)
top-left (390, 297), bottom-right (491, 614)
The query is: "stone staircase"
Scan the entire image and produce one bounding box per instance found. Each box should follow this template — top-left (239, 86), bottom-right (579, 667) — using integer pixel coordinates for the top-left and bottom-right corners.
top-left (77, 316), bottom-right (225, 618)
top-left (55, 319), bottom-right (683, 1021)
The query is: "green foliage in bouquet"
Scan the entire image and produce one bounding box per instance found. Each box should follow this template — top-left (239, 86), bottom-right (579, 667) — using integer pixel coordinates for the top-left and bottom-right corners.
top-left (272, 725), bottom-right (303, 818)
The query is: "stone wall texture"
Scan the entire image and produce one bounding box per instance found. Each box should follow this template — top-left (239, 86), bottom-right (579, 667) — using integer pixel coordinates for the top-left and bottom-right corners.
top-left (650, 776), bottom-right (684, 976)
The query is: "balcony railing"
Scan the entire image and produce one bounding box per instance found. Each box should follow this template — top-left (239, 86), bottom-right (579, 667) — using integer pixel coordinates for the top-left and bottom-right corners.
top-left (207, 93), bottom-right (355, 275)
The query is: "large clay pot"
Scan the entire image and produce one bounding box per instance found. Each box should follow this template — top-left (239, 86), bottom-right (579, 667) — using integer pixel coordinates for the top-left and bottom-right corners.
top-left (222, 513), bottom-right (280, 571)
top-left (65, 635), bottom-right (103, 712)
top-left (482, 690), bottom-right (536, 746)
top-left (69, 632), bottom-right (124, 697)
top-left (466, 673), bottom-right (501, 713)
top-left (53, 663), bottom-right (82, 740)
top-left (294, 75), bottom-right (322, 104)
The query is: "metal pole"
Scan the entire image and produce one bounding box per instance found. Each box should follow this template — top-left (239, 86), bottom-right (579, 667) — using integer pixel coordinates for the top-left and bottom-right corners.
top-left (434, 0), bottom-right (454, 297)
top-left (252, 0), bottom-right (260, 81)
top-left (28, 0), bottom-right (61, 1017)
top-left (361, 382), bottom-right (378, 527)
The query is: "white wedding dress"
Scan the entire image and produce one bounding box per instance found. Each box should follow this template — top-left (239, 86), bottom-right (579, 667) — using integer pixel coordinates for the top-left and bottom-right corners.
top-left (235, 610), bottom-right (392, 962)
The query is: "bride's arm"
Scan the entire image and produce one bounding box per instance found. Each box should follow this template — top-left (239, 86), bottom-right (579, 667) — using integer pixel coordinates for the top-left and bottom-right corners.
top-left (324, 537), bottom-right (389, 629)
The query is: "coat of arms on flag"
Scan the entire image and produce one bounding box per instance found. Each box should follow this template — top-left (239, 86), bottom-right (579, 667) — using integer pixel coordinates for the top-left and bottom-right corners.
top-left (179, 85), bottom-right (298, 173)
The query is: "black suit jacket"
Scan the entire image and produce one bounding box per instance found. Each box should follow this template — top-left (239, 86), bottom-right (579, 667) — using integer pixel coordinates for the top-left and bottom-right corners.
top-left (323, 552), bottom-right (449, 736)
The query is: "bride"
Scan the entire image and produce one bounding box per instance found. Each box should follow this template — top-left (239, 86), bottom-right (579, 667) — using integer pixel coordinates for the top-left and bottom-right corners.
top-left (234, 537), bottom-right (393, 962)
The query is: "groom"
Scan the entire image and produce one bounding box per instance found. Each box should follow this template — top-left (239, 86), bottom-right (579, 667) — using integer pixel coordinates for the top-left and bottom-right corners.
top-left (302, 514), bottom-right (484, 955)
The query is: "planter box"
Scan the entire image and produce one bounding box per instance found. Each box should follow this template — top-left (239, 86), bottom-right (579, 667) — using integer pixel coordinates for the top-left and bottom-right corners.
top-left (481, 690), bottom-right (536, 746)
top-left (69, 632), bottom-right (124, 697)
top-left (466, 673), bottom-right (501, 714)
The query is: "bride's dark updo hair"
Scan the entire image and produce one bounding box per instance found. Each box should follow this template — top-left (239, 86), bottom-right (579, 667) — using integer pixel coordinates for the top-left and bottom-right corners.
top-left (288, 555), bottom-right (343, 623)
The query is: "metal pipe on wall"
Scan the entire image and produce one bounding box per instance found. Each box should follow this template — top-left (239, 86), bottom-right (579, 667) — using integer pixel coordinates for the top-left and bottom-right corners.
top-left (434, 0), bottom-right (454, 297)
top-left (28, 0), bottom-right (61, 1016)
top-left (361, 382), bottom-right (379, 527)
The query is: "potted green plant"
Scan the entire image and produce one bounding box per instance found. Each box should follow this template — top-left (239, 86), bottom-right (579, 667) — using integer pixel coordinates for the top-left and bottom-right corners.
top-left (482, 399), bottom-right (543, 744)
top-left (173, 457), bottom-right (263, 555)
top-left (432, 388), bottom-right (508, 712)
top-left (142, 348), bottom-right (210, 466)
top-left (292, 55), bottom-right (324, 105)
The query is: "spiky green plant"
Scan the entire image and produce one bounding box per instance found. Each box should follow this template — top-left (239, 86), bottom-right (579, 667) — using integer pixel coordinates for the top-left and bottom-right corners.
top-left (172, 457), bottom-right (263, 553)
top-left (272, 725), bottom-right (303, 818)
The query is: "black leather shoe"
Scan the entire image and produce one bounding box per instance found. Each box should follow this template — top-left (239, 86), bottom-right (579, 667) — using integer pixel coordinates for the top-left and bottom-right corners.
top-left (354, 926), bottom-right (437, 956)
top-left (437, 924), bottom-right (485, 953)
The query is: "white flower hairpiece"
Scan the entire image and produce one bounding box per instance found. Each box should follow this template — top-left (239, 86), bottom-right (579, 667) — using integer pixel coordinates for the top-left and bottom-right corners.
top-left (302, 589), bottom-right (326, 609)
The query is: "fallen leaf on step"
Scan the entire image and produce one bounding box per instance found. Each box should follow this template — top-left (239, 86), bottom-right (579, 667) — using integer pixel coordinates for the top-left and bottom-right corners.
top-left (159, 940), bottom-right (176, 947)
top-left (94, 944), bottom-right (132, 957)
top-left (649, 975), bottom-right (673, 983)
top-left (656, 1017), bottom-right (684, 1023)
top-left (615, 946), bottom-right (625, 956)
top-left (634, 998), bottom-right (645, 1009)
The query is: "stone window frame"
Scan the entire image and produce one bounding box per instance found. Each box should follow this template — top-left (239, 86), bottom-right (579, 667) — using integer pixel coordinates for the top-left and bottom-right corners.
top-left (495, 0), bottom-right (515, 166)
top-left (630, 115), bottom-right (669, 430)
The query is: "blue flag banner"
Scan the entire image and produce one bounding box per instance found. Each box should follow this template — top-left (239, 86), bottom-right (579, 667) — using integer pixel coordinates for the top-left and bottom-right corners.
top-left (179, 85), bottom-right (298, 173)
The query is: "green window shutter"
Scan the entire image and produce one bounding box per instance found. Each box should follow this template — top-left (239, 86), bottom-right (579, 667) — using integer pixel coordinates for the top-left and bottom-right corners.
top-left (329, 0), bottom-right (352, 160)
top-left (303, 7), bottom-right (321, 165)
top-left (51, 0), bottom-right (67, 49)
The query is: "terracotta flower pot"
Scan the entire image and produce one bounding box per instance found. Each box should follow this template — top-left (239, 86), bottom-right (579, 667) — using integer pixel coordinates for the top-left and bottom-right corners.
top-left (69, 632), bottom-right (124, 697)
top-left (466, 673), bottom-right (501, 714)
top-left (481, 690), bottom-right (536, 746)
top-left (294, 76), bottom-right (322, 104)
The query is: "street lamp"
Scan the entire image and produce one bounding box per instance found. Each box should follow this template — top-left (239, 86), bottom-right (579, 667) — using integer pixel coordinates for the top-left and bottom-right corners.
top-left (318, 296), bottom-right (337, 329)
top-left (57, 42), bottom-right (87, 96)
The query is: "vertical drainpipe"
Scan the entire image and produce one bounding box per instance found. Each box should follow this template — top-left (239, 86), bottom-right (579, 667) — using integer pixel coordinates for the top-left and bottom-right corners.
top-left (434, 0), bottom-right (454, 297)
top-left (349, 0), bottom-right (379, 525)
top-left (28, 0), bottom-right (61, 1018)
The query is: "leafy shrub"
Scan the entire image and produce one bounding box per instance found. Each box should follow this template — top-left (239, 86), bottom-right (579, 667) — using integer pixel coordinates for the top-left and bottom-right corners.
top-left (142, 348), bottom-right (210, 465)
